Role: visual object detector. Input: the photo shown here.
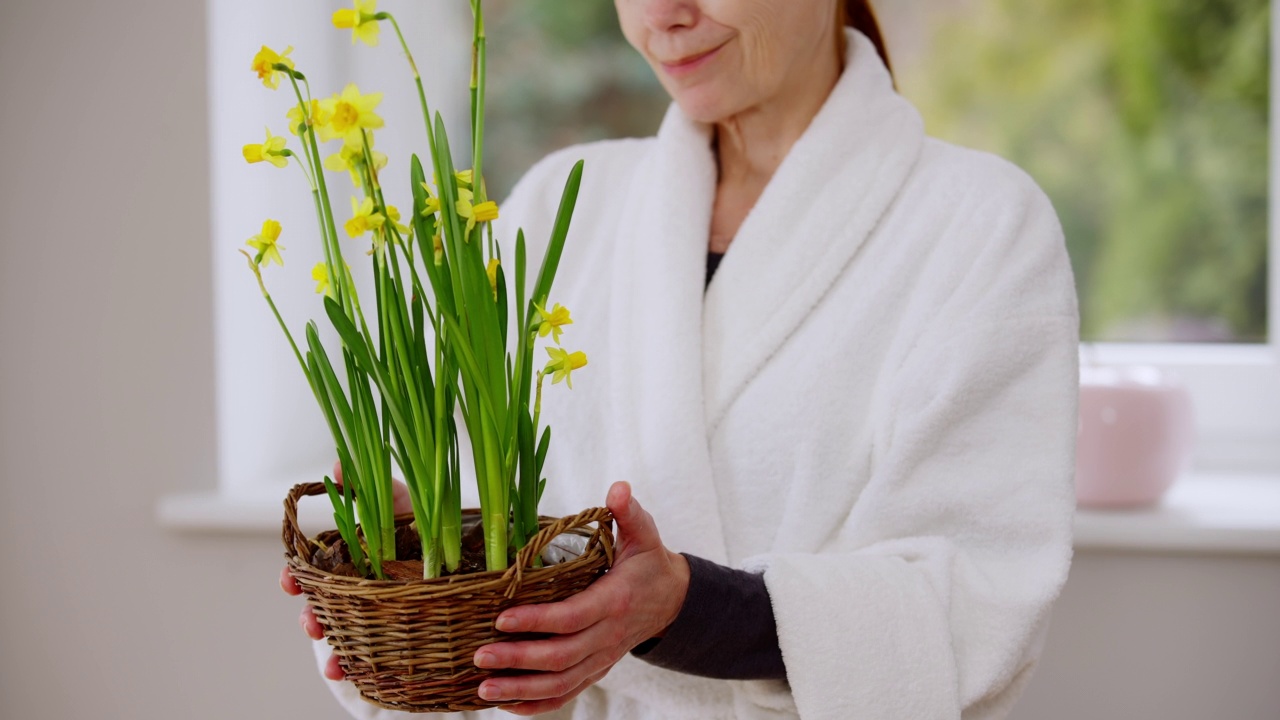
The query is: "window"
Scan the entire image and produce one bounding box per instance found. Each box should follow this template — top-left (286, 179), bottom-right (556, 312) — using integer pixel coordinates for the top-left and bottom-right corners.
top-left (880, 0), bottom-right (1279, 471)
top-left (885, 0), bottom-right (1270, 344)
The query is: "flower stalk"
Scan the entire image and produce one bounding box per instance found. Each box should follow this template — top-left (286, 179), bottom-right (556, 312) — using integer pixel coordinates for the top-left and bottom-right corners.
top-left (240, 1), bottom-right (586, 579)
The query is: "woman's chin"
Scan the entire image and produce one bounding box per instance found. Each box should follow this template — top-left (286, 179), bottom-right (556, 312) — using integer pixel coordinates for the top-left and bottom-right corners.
top-left (669, 88), bottom-right (747, 126)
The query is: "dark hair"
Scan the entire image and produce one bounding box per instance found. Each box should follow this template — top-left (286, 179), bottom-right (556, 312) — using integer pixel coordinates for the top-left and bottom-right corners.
top-left (838, 0), bottom-right (892, 77)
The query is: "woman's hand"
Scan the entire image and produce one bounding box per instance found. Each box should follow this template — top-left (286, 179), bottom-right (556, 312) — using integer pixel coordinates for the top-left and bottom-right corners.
top-left (280, 461), bottom-right (414, 681)
top-left (473, 481), bottom-right (690, 716)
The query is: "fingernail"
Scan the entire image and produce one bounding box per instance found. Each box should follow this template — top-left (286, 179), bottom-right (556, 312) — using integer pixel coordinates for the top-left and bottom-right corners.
top-left (480, 682), bottom-right (502, 700)
top-left (475, 651), bottom-right (495, 668)
top-left (496, 615), bottom-right (519, 632)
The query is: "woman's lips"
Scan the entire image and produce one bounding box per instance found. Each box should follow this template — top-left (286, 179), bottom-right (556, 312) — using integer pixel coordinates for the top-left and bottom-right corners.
top-left (659, 40), bottom-right (728, 78)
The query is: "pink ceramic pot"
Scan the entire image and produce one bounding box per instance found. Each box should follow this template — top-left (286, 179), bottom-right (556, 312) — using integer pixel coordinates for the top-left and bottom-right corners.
top-left (1075, 365), bottom-right (1196, 509)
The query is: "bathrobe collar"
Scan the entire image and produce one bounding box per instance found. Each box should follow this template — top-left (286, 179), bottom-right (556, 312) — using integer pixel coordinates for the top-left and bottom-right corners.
top-left (606, 31), bottom-right (924, 560)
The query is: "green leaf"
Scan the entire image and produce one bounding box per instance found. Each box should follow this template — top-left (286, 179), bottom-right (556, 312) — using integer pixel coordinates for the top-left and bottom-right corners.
top-left (515, 229), bottom-right (527, 340)
top-left (535, 426), bottom-right (551, 478)
top-left (496, 263), bottom-right (509, 345)
top-left (517, 408), bottom-right (538, 540)
top-left (439, 312), bottom-right (504, 427)
top-left (324, 296), bottom-right (432, 491)
top-left (411, 154), bottom-right (455, 317)
top-left (530, 160), bottom-right (584, 315)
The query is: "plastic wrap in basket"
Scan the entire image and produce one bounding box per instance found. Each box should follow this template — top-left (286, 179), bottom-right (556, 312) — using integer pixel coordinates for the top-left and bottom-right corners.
top-left (282, 482), bottom-right (616, 712)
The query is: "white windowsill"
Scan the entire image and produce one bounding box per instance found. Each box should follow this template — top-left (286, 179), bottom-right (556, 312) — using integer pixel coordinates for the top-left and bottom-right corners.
top-left (1072, 473), bottom-right (1280, 555)
top-left (158, 473), bottom-right (1280, 556)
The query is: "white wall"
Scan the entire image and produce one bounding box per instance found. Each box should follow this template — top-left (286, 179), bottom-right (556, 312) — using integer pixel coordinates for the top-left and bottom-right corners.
top-left (2, 1), bottom-right (1277, 719)
top-left (0, 1), bottom-right (347, 717)
top-left (1014, 552), bottom-right (1280, 720)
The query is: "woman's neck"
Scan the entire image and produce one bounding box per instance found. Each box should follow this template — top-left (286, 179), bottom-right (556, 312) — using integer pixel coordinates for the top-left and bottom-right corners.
top-left (709, 46), bottom-right (841, 252)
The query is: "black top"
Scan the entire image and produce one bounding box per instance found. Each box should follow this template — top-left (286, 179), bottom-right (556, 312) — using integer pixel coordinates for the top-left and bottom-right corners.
top-left (630, 554), bottom-right (787, 680)
top-left (706, 251), bottom-right (726, 287)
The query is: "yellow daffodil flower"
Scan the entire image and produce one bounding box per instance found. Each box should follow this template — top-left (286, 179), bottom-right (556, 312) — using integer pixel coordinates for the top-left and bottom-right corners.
top-left (345, 196), bottom-right (385, 238)
top-left (324, 133), bottom-right (388, 187)
top-left (332, 0), bottom-right (381, 47)
top-left (432, 170), bottom-right (474, 189)
top-left (287, 99), bottom-right (330, 137)
top-left (251, 45), bottom-right (295, 90)
top-left (532, 301), bottom-right (573, 344)
top-left (544, 347), bottom-right (588, 389)
top-left (319, 84), bottom-right (385, 145)
top-left (385, 205), bottom-right (411, 236)
top-left (455, 196), bottom-right (500, 238)
top-left (419, 182), bottom-right (441, 216)
top-left (243, 127), bottom-right (289, 168)
top-left (312, 262), bottom-right (332, 297)
top-left (486, 258), bottom-right (501, 300)
top-left (246, 219), bottom-right (285, 267)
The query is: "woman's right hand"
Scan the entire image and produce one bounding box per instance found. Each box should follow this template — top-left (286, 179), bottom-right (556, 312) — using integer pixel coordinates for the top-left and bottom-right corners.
top-left (281, 461), bottom-right (415, 681)
top-left (281, 566), bottom-right (347, 680)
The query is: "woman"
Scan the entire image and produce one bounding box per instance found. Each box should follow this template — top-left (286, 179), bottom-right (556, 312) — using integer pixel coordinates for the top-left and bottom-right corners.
top-left (284, 0), bottom-right (1080, 717)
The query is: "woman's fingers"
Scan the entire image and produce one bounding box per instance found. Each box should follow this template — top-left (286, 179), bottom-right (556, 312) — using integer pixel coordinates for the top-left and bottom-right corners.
top-left (495, 578), bottom-right (615, 636)
top-left (606, 482), bottom-right (665, 562)
top-left (390, 480), bottom-right (413, 516)
top-left (324, 653), bottom-right (346, 681)
top-left (494, 671), bottom-right (609, 712)
top-left (477, 621), bottom-right (619, 672)
top-left (479, 652), bottom-right (609, 705)
top-left (300, 605), bottom-right (324, 640)
top-left (332, 459), bottom-right (413, 515)
top-left (280, 566), bottom-right (302, 595)
top-left (494, 668), bottom-right (610, 715)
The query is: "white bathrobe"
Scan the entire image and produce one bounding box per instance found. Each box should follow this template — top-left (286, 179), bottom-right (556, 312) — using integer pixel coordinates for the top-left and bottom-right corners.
top-left (318, 29), bottom-right (1079, 720)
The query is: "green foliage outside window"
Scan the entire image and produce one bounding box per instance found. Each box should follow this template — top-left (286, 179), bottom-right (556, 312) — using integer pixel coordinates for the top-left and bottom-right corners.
top-left (897, 0), bottom-right (1269, 342)
top-left (484, 0), bottom-right (668, 200)
top-left (484, 1), bottom-right (1270, 343)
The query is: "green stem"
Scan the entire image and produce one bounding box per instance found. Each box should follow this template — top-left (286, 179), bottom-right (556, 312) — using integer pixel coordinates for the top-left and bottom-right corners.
top-left (470, 5), bottom-right (488, 203)
top-left (253, 274), bottom-right (308, 379)
top-left (284, 72), bottom-right (350, 318)
top-left (480, 404), bottom-right (507, 571)
top-left (284, 150), bottom-right (316, 191)
top-left (381, 12), bottom-right (438, 149)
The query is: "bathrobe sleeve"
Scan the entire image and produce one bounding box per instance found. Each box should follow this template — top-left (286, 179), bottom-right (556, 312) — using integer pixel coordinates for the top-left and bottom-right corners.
top-left (741, 179), bottom-right (1080, 720)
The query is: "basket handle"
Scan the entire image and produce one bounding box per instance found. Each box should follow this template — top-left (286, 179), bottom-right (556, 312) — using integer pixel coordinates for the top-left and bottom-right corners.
top-left (282, 482), bottom-right (330, 561)
top-left (502, 506), bottom-right (615, 598)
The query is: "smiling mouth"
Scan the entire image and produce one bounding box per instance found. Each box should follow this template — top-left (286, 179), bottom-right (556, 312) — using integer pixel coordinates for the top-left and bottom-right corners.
top-left (660, 40), bottom-right (730, 72)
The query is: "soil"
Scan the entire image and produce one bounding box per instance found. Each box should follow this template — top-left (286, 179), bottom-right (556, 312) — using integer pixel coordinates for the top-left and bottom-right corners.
top-left (310, 518), bottom-right (518, 580)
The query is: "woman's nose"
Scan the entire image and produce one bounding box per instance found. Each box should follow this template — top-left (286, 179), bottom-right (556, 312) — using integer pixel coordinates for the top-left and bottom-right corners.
top-left (640, 0), bottom-right (699, 33)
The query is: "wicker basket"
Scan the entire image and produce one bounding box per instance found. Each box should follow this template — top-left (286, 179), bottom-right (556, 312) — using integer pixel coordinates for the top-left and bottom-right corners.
top-left (282, 482), bottom-right (615, 712)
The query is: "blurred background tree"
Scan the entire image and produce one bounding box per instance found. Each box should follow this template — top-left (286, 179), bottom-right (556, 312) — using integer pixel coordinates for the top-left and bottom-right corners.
top-left (482, 0), bottom-right (1270, 343)
top-left (892, 0), bottom-right (1269, 342)
top-left (484, 0), bottom-right (667, 199)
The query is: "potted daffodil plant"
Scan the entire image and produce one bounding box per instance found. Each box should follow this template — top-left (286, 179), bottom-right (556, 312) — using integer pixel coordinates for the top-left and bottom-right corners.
top-left (245, 1), bottom-right (614, 712)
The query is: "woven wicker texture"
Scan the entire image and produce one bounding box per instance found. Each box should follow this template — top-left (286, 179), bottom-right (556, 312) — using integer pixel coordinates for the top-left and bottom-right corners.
top-left (283, 482), bottom-right (615, 712)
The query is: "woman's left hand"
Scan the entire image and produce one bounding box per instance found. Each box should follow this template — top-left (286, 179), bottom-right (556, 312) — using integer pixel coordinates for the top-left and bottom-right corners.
top-left (475, 481), bottom-right (690, 716)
